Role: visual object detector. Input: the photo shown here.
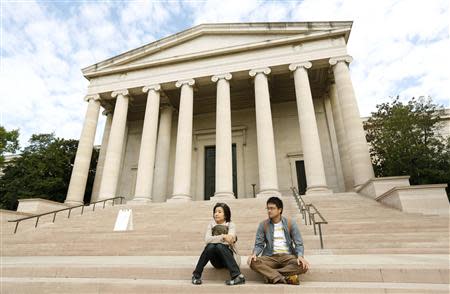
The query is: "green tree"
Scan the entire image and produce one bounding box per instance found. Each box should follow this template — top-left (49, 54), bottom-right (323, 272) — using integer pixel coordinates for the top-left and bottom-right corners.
top-left (364, 96), bottom-right (450, 197)
top-left (0, 126), bottom-right (20, 166)
top-left (0, 133), bottom-right (98, 210)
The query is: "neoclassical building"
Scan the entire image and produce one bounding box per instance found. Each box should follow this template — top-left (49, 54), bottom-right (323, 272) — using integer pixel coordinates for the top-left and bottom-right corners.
top-left (64, 21), bottom-right (376, 205)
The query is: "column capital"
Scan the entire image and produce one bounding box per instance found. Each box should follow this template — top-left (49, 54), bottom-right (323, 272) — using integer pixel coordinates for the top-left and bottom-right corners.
top-left (175, 79), bottom-right (195, 88)
top-left (84, 94), bottom-right (100, 102)
top-left (211, 73), bottom-right (232, 82)
top-left (143, 84), bottom-right (161, 93)
top-left (329, 55), bottom-right (353, 66)
top-left (249, 67), bottom-right (271, 77)
top-left (289, 61), bottom-right (312, 72)
top-left (111, 89), bottom-right (129, 98)
top-left (102, 109), bottom-right (112, 116)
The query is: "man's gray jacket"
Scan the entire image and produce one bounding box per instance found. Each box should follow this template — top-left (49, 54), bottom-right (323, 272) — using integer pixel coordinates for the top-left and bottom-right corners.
top-left (252, 216), bottom-right (304, 257)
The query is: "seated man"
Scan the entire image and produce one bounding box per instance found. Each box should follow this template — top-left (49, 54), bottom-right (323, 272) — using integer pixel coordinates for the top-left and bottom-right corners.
top-left (247, 196), bottom-right (309, 284)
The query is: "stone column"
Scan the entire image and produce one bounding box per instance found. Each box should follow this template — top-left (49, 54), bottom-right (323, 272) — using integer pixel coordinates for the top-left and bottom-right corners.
top-left (329, 83), bottom-right (354, 191)
top-left (132, 85), bottom-right (161, 203)
top-left (168, 79), bottom-right (195, 202)
top-left (289, 62), bottom-right (330, 194)
top-left (152, 104), bottom-right (174, 202)
top-left (65, 94), bottom-right (101, 205)
top-left (330, 56), bottom-right (375, 188)
top-left (249, 68), bottom-right (280, 197)
top-left (211, 73), bottom-right (234, 199)
top-left (91, 109), bottom-right (113, 202)
top-left (98, 89), bottom-right (130, 200)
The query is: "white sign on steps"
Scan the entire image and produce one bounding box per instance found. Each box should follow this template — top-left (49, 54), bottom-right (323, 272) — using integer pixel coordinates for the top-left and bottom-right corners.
top-left (113, 208), bottom-right (133, 231)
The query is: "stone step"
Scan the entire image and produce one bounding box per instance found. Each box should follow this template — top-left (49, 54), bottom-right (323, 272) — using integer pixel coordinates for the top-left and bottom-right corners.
top-left (3, 193), bottom-right (449, 293)
top-left (7, 221), bottom-right (448, 235)
top-left (6, 224), bottom-right (447, 240)
top-left (2, 255), bottom-right (448, 284)
top-left (3, 265), bottom-right (447, 284)
top-left (4, 240), bottom-right (448, 255)
top-left (4, 233), bottom-right (448, 246)
top-left (3, 236), bottom-right (449, 255)
top-left (4, 228), bottom-right (447, 241)
top-left (2, 278), bottom-right (448, 294)
top-left (5, 210), bottom-right (447, 231)
top-left (4, 248), bottom-right (448, 256)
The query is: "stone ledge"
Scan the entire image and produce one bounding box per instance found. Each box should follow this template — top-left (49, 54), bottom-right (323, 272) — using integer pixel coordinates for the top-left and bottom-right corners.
top-left (17, 198), bottom-right (70, 215)
top-left (356, 176), bottom-right (411, 199)
top-left (376, 184), bottom-right (449, 216)
top-left (0, 209), bottom-right (35, 218)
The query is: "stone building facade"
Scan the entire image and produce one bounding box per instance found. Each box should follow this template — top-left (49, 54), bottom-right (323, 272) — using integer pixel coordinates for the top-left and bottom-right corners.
top-left (64, 21), bottom-right (377, 205)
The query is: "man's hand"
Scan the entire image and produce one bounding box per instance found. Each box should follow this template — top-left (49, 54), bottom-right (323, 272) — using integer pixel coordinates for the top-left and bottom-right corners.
top-left (247, 254), bottom-right (257, 266)
top-left (223, 234), bottom-right (234, 244)
top-left (297, 256), bottom-right (310, 271)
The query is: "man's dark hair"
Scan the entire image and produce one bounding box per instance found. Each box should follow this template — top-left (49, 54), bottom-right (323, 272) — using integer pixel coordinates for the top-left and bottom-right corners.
top-left (266, 197), bottom-right (283, 214)
top-left (213, 203), bottom-right (231, 222)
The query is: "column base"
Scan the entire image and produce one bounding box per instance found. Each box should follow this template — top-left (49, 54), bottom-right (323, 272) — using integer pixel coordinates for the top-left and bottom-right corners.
top-left (210, 191), bottom-right (235, 200)
top-left (127, 198), bottom-right (152, 205)
top-left (256, 189), bottom-right (282, 198)
top-left (64, 200), bottom-right (83, 206)
top-left (167, 194), bottom-right (192, 202)
top-left (305, 186), bottom-right (332, 196)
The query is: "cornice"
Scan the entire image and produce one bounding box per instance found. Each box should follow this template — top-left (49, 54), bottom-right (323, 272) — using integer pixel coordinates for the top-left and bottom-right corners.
top-left (82, 25), bottom-right (352, 79)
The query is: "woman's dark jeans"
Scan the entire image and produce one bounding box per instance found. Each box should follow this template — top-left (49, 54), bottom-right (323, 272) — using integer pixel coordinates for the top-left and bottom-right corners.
top-left (193, 243), bottom-right (241, 279)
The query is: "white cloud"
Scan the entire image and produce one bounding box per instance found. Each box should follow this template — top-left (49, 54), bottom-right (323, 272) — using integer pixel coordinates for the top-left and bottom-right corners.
top-left (291, 0), bottom-right (449, 115)
top-left (0, 0), bottom-right (179, 148)
top-left (1, 0), bottom-right (448, 150)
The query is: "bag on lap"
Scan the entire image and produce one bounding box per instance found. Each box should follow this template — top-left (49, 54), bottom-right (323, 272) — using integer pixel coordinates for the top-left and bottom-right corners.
top-left (211, 224), bottom-right (241, 266)
top-left (211, 224), bottom-right (229, 236)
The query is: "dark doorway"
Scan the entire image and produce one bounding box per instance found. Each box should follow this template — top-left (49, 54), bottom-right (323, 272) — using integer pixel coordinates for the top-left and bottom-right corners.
top-left (204, 144), bottom-right (237, 200)
top-left (295, 160), bottom-right (307, 195)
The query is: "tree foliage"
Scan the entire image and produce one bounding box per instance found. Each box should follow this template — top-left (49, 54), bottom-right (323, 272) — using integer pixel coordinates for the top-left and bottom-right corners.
top-left (0, 126), bottom-right (20, 166)
top-left (0, 133), bottom-right (98, 210)
top-left (364, 96), bottom-right (450, 196)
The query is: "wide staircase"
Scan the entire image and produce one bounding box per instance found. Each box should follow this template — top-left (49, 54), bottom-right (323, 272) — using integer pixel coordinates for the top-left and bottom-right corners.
top-left (1, 193), bottom-right (449, 293)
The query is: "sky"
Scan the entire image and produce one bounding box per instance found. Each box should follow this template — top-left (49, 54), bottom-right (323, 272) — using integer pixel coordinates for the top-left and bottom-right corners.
top-left (1, 0), bottom-right (449, 148)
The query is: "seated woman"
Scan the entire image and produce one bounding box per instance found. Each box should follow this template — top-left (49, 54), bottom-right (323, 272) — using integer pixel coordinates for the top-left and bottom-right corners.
top-left (192, 202), bottom-right (245, 286)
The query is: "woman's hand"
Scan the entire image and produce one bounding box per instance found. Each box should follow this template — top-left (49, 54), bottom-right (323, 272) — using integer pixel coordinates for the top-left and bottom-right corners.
top-left (222, 234), bottom-right (234, 244)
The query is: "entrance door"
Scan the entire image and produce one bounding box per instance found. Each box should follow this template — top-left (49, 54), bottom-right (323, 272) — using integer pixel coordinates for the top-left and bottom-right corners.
top-left (204, 144), bottom-right (237, 200)
top-left (295, 160), bottom-right (307, 195)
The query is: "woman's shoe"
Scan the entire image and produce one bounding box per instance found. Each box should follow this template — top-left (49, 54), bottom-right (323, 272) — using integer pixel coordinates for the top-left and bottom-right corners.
top-left (225, 274), bottom-right (245, 285)
top-left (192, 276), bottom-right (202, 285)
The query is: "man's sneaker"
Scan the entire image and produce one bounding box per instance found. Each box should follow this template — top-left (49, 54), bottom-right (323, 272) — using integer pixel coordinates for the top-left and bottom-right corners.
top-left (226, 274), bottom-right (246, 285)
top-left (191, 276), bottom-right (202, 285)
top-left (285, 274), bottom-right (300, 285)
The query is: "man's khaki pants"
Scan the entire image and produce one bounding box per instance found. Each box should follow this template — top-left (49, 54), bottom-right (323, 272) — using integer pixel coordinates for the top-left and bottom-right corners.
top-left (250, 254), bottom-right (308, 283)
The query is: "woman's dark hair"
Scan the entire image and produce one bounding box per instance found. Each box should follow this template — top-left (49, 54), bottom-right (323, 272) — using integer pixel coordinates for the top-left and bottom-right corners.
top-left (213, 203), bottom-right (231, 222)
top-left (267, 197), bottom-right (283, 214)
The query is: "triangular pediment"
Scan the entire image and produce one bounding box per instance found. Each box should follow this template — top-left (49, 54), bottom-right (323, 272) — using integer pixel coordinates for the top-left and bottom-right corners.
top-left (126, 33), bottom-right (298, 66)
top-left (82, 21), bottom-right (352, 78)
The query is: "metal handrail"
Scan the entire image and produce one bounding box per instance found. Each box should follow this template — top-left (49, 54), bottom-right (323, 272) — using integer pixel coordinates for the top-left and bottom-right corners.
top-left (8, 196), bottom-right (125, 234)
top-left (290, 187), bottom-right (327, 249)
